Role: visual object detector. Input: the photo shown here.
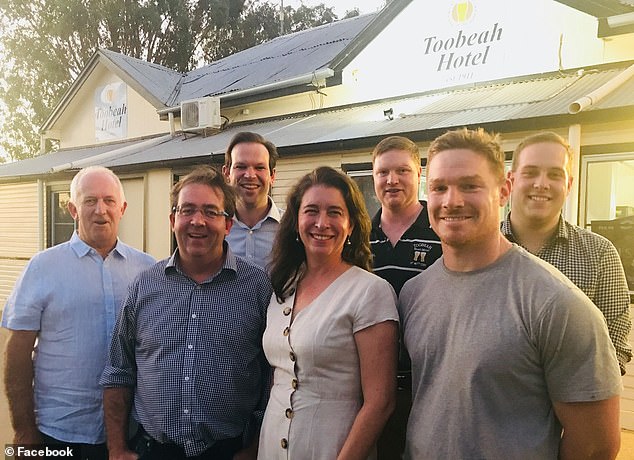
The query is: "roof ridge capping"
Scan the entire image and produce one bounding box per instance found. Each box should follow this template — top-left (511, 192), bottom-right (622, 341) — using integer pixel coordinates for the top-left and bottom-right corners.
top-left (99, 48), bottom-right (182, 76)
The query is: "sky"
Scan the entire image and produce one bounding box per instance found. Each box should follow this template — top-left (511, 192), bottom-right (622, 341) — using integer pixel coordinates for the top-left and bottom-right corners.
top-left (282, 0), bottom-right (387, 16)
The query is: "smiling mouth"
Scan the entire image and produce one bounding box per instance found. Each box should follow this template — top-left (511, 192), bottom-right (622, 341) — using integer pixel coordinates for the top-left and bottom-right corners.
top-left (240, 183), bottom-right (260, 190)
top-left (310, 234), bottom-right (333, 240)
top-left (441, 216), bottom-right (470, 222)
top-left (529, 196), bottom-right (550, 201)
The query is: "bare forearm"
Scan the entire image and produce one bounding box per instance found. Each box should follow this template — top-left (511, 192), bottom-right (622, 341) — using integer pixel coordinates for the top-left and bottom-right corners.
top-left (103, 387), bottom-right (134, 455)
top-left (4, 331), bottom-right (40, 443)
top-left (559, 431), bottom-right (620, 460)
top-left (555, 397), bottom-right (621, 460)
top-left (337, 400), bottom-right (395, 460)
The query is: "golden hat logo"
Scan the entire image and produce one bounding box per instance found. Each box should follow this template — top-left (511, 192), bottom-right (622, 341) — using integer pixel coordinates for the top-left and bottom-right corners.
top-left (451, 1), bottom-right (475, 24)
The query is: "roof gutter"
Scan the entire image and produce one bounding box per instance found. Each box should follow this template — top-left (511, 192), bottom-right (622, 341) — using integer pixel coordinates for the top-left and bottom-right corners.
top-left (568, 62), bottom-right (634, 114)
top-left (156, 68), bottom-right (335, 116)
top-left (51, 134), bottom-right (173, 173)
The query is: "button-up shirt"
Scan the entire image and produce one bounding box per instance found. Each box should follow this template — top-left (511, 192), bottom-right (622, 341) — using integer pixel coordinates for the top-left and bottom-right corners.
top-left (226, 197), bottom-right (282, 269)
top-left (100, 245), bottom-right (272, 456)
top-left (502, 214), bottom-right (632, 373)
top-left (1, 232), bottom-right (155, 443)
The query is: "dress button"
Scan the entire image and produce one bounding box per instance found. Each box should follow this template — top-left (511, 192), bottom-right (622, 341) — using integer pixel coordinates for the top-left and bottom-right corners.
top-left (291, 378), bottom-right (298, 389)
top-left (280, 438), bottom-right (288, 449)
top-left (289, 352), bottom-right (296, 361)
top-left (283, 307), bottom-right (291, 316)
top-left (285, 408), bottom-right (294, 419)
top-left (283, 327), bottom-right (290, 336)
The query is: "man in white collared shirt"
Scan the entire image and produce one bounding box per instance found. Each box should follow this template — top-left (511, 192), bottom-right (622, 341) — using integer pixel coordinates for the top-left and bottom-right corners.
top-left (223, 132), bottom-right (282, 269)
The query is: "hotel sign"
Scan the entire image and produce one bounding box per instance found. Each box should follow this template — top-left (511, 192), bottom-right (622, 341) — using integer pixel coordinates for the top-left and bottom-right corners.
top-left (95, 82), bottom-right (128, 141)
top-left (423, 22), bottom-right (502, 72)
top-left (347, 0), bottom-right (603, 97)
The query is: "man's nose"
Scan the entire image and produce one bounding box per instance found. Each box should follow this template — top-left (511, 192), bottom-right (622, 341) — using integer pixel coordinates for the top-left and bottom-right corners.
top-left (443, 187), bottom-right (464, 207)
top-left (533, 172), bottom-right (550, 189)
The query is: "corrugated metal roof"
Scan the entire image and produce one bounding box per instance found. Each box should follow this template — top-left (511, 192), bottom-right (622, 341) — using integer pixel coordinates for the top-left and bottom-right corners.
top-left (178, 13), bottom-right (377, 102)
top-left (4, 63), bottom-right (634, 180)
top-left (100, 50), bottom-right (183, 106)
top-left (0, 139), bottom-right (143, 179)
top-left (43, 11), bottom-right (384, 130)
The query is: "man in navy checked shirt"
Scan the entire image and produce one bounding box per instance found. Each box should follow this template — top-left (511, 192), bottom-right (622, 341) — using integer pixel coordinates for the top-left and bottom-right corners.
top-left (101, 167), bottom-right (272, 460)
top-left (503, 131), bottom-right (631, 374)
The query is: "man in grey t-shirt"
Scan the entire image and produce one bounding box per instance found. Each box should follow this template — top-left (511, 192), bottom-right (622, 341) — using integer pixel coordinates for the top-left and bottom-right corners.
top-left (399, 128), bottom-right (622, 459)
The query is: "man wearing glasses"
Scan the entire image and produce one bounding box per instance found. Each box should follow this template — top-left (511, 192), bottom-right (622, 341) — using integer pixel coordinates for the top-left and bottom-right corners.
top-left (101, 166), bottom-right (272, 460)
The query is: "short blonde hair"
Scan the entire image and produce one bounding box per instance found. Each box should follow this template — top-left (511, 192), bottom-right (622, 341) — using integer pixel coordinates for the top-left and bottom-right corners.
top-left (512, 132), bottom-right (573, 176)
top-left (372, 136), bottom-right (420, 166)
top-left (428, 128), bottom-right (505, 183)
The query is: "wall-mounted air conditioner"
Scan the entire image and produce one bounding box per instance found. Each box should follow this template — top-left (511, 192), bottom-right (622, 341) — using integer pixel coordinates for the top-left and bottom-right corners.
top-left (180, 97), bottom-right (221, 131)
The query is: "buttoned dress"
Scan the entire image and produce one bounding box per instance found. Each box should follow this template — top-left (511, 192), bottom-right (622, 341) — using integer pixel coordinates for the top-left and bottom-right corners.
top-left (258, 266), bottom-right (398, 459)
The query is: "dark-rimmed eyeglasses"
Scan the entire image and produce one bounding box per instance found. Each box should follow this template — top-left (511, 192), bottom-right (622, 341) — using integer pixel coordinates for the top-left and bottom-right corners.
top-left (172, 206), bottom-right (228, 219)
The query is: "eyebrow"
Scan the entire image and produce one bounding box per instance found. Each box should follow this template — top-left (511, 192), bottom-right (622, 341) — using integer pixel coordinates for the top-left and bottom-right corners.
top-left (179, 202), bottom-right (221, 209)
top-left (428, 174), bottom-right (484, 184)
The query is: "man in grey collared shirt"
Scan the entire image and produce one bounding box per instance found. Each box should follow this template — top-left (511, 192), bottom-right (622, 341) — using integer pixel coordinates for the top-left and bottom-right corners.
top-left (223, 132), bottom-right (282, 269)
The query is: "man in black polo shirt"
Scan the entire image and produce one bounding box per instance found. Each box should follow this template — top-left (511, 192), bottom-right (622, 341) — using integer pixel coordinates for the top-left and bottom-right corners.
top-left (370, 136), bottom-right (442, 459)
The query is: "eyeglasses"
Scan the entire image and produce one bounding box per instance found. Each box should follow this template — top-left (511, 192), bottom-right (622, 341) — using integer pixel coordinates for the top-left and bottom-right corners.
top-left (172, 206), bottom-right (228, 219)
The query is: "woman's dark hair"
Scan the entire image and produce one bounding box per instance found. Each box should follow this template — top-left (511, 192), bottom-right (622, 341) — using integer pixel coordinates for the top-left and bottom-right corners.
top-left (269, 166), bottom-right (372, 302)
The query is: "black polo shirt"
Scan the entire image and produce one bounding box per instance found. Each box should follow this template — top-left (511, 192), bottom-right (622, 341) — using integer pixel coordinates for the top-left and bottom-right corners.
top-left (370, 201), bottom-right (442, 295)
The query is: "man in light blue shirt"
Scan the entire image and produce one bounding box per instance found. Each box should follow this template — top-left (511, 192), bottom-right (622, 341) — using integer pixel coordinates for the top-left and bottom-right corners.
top-left (223, 132), bottom-right (282, 269)
top-left (2, 166), bottom-right (154, 459)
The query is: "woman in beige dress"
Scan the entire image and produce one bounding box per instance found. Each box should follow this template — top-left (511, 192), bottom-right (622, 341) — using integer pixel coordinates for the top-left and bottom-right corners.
top-left (258, 166), bottom-right (398, 460)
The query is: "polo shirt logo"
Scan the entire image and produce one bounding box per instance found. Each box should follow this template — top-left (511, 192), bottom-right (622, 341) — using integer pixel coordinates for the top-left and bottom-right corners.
top-left (412, 242), bottom-right (434, 266)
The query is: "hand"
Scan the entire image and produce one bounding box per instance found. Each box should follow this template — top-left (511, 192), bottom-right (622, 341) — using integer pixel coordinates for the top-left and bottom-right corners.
top-left (13, 427), bottom-right (42, 445)
top-left (108, 448), bottom-right (139, 460)
top-left (233, 446), bottom-right (257, 460)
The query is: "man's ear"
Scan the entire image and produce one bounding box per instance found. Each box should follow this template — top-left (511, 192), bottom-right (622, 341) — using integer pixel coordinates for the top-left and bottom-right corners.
top-left (169, 212), bottom-right (176, 231)
top-left (224, 216), bottom-right (233, 236)
top-left (68, 201), bottom-right (78, 220)
top-left (499, 177), bottom-right (512, 207)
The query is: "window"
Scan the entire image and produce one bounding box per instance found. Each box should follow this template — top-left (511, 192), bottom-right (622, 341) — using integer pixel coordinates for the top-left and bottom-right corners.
top-left (582, 153), bottom-right (634, 293)
top-left (347, 170), bottom-right (381, 217)
top-left (47, 188), bottom-right (75, 247)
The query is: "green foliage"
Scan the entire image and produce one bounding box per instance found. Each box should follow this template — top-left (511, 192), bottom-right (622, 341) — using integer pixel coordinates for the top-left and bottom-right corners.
top-left (202, 1), bottom-right (339, 62)
top-left (0, 0), bottom-right (340, 162)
